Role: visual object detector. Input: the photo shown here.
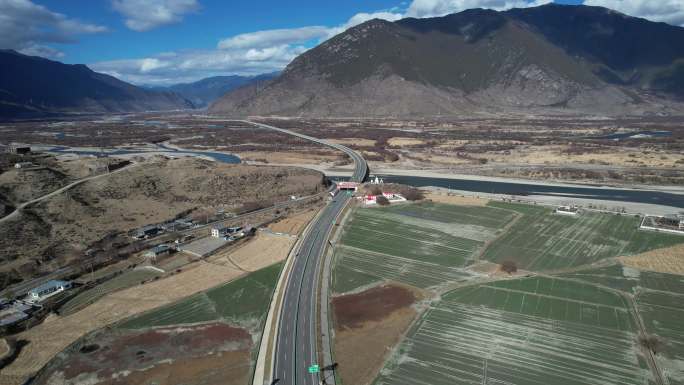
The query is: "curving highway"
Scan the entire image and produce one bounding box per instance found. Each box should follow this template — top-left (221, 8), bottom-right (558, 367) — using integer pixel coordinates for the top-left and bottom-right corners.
top-left (242, 120), bottom-right (367, 385)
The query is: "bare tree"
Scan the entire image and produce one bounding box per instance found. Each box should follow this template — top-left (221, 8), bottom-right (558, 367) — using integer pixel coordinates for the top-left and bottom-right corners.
top-left (500, 260), bottom-right (518, 274)
top-left (370, 186), bottom-right (382, 195)
top-left (401, 187), bottom-right (424, 201)
top-left (376, 196), bottom-right (390, 206)
top-left (639, 334), bottom-right (662, 355)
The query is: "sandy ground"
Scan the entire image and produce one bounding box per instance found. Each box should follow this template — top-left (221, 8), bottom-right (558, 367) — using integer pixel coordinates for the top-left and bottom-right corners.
top-left (0, 261), bottom-right (246, 384)
top-left (328, 138), bottom-right (376, 147)
top-left (619, 244), bottom-right (684, 275)
top-left (417, 186), bottom-right (681, 216)
top-left (267, 209), bottom-right (318, 235)
top-left (210, 232), bottom-right (293, 272)
top-left (0, 338), bottom-right (8, 360)
top-left (332, 284), bottom-right (421, 385)
top-left (483, 144), bottom-right (684, 168)
top-left (424, 191), bottom-right (489, 206)
top-left (235, 151), bottom-right (338, 165)
top-left (387, 137), bottom-right (426, 146)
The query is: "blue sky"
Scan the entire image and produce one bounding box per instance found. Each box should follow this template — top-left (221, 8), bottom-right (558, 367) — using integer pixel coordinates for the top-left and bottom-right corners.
top-left (2, 0), bottom-right (679, 85)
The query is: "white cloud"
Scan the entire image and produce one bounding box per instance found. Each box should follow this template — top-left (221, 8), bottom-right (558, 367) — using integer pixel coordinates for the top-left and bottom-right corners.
top-left (405, 0), bottom-right (551, 18)
top-left (93, 10), bottom-right (407, 85)
top-left (112, 0), bottom-right (200, 32)
top-left (326, 11), bottom-right (404, 37)
top-left (584, 0), bottom-right (684, 26)
top-left (0, 0), bottom-right (107, 59)
top-left (218, 26), bottom-right (329, 50)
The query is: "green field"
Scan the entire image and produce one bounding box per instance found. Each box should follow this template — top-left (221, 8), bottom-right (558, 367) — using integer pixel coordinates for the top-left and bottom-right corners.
top-left (333, 203), bottom-right (514, 292)
top-left (119, 262), bottom-right (282, 329)
top-left (374, 275), bottom-right (652, 385)
top-left (331, 200), bottom-right (684, 385)
top-left (560, 264), bottom-right (684, 294)
top-left (483, 202), bottom-right (684, 270)
top-left (59, 268), bottom-right (162, 316)
top-left (445, 276), bottom-right (634, 330)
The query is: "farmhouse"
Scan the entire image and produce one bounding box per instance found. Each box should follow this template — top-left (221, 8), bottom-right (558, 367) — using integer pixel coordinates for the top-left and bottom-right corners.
top-left (0, 301), bottom-right (33, 327)
top-left (661, 214), bottom-right (684, 229)
top-left (14, 162), bottom-right (34, 169)
top-left (212, 226), bottom-right (242, 238)
top-left (5, 145), bottom-right (31, 155)
top-left (134, 224), bottom-right (161, 239)
top-left (145, 244), bottom-right (172, 258)
top-left (338, 182), bottom-right (359, 192)
top-left (554, 205), bottom-right (579, 216)
top-left (27, 280), bottom-right (72, 303)
top-left (360, 192), bottom-right (407, 205)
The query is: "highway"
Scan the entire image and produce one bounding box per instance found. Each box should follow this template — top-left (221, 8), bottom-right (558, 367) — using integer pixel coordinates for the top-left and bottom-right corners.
top-left (243, 120), bottom-right (367, 385)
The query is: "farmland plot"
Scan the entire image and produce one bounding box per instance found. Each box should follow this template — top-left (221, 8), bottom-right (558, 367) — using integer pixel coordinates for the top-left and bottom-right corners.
top-left (560, 264), bottom-right (684, 294)
top-left (375, 304), bottom-right (652, 385)
top-left (558, 263), bottom-right (684, 384)
top-left (637, 290), bottom-right (684, 384)
top-left (119, 262), bottom-right (282, 329)
top-left (375, 276), bottom-right (653, 385)
top-left (483, 202), bottom-right (684, 270)
top-left (333, 246), bottom-right (472, 291)
top-left (59, 268), bottom-right (162, 316)
top-left (334, 203), bottom-right (511, 292)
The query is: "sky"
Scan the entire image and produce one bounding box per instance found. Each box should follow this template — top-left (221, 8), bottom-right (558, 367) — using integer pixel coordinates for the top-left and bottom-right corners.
top-left (1, 0), bottom-right (682, 85)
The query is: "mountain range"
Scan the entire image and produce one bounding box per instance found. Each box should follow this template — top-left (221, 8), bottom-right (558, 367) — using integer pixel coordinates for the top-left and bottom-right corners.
top-left (152, 73), bottom-right (278, 108)
top-left (0, 50), bottom-right (193, 119)
top-left (209, 4), bottom-right (684, 117)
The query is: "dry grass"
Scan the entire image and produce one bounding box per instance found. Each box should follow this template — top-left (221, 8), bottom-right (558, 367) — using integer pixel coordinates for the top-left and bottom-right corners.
top-left (210, 232), bottom-right (294, 272)
top-left (0, 338), bottom-right (8, 359)
top-left (483, 144), bottom-right (684, 168)
top-left (619, 243), bottom-right (684, 275)
top-left (236, 151), bottom-right (338, 165)
top-left (0, 261), bottom-right (245, 383)
top-left (334, 307), bottom-right (417, 385)
top-left (268, 209), bottom-right (318, 235)
top-left (387, 137), bottom-right (425, 147)
top-left (0, 156), bottom-right (323, 284)
top-left (328, 138), bottom-right (377, 147)
top-left (425, 192), bottom-right (489, 206)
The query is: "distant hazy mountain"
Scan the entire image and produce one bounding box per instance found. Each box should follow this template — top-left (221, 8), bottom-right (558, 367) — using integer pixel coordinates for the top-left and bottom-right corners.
top-left (0, 50), bottom-right (193, 119)
top-left (154, 73), bottom-right (279, 107)
top-left (210, 4), bottom-right (684, 117)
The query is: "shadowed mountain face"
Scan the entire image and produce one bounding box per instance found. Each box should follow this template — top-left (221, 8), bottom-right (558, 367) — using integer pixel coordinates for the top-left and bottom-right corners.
top-left (210, 4), bottom-right (684, 117)
top-left (157, 73), bottom-right (279, 108)
top-left (0, 50), bottom-right (193, 119)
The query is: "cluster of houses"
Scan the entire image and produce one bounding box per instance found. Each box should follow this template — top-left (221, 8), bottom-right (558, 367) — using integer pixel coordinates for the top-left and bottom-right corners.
top-left (359, 192), bottom-right (407, 205)
top-left (2, 144), bottom-right (31, 155)
top-left (0, 279), bottom-right (72, 328)
top-left (211, 225), bottom-right (244, 239)
top-left (132, 218), bottom-right (196, 240)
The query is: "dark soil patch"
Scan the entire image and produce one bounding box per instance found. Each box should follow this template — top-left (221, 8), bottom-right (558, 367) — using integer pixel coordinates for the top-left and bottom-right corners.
top-left (332, 284), bottom-right (415, 329)
top-left (34, 322), bottom-right (252, 385)
top-left (79, 344), bottom-right (100, 354)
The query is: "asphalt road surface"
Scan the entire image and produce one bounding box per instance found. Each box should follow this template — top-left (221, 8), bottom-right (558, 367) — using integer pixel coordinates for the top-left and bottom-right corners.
top-left (242, 120), bottom-right (367, 385)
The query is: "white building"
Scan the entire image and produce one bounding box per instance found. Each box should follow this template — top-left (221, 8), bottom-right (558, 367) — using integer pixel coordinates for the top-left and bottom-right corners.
top-left (554, 206), bottom-right (579, 216)
top-left (211, 226), bottom-right (242, 238)
top-left (14, 162), bottom-right (34, 169)
top-left (27, 280), bottom-right (72, 303)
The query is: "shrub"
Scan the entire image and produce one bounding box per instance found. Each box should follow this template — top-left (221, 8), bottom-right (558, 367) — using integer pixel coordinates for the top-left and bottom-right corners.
top-left (376, 196), bottom-right (390, 206)
top-left (500, 260), bottom-right (518, 274)
top-left (639, 334), bottom-right (662, 355)
top-left (401, 187), bottom-right (424, 201)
